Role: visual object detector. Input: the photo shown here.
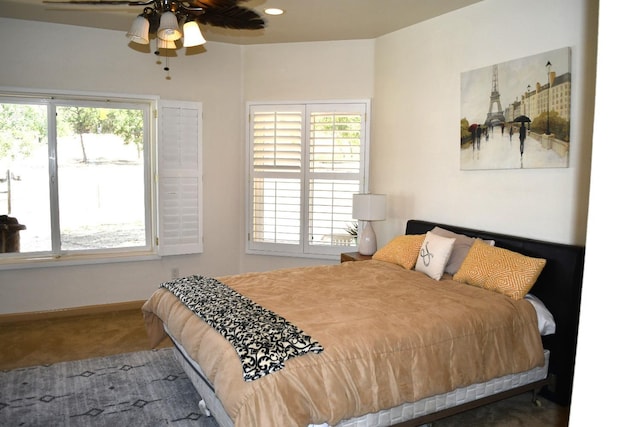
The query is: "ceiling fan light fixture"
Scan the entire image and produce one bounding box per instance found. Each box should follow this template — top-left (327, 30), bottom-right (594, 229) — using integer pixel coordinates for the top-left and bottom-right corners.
top-left (62, 0), bottom-right (265, 73)
top-left (126, 15), bottom-right (150, 45)
top-left (157, 38), bottom-right (177, 50)
top-left (157, 11), bottom-right (182, 41)
top-left (183, 21), bottom-right (206, 47)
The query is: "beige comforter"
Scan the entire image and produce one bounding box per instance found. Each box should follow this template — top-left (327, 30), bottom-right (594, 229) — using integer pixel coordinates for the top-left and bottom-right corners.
top-left (142, 260), bottom-right (544, 427)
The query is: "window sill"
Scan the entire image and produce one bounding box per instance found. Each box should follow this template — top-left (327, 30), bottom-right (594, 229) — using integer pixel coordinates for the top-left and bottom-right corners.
top-left (245, 248), bottom-right (354, 261)
top-left (0, 251), bottom-right (161, 271)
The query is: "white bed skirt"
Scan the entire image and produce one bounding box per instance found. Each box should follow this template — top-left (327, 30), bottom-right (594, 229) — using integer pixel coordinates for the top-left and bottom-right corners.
top-left (169, 329), bottom-right (550, 427)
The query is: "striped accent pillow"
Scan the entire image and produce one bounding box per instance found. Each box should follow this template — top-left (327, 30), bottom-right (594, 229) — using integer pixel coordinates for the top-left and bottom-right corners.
top-left (453, 239), bottom-right (546, 300)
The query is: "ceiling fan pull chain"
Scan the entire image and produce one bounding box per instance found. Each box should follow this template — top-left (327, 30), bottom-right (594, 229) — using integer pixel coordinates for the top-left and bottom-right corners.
top-left (164, 54), bottom-right (171, 80)
top-left (153, 38), bottom-right (171, 79)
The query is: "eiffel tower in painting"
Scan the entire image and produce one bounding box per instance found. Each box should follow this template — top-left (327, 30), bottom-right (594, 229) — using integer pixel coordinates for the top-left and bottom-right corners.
top-left (484, 64), bottom-right (506, 126)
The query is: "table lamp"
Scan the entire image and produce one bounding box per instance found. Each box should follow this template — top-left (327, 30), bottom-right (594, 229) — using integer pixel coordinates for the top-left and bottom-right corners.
top-left (352, 193), bottom-right (386, 255)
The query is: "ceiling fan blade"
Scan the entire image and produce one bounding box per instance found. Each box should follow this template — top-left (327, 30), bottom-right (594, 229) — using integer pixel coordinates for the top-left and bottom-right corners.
top-left (42, 0), bottom-right (265, 31)
top-left (42, 1), bottom-right (141, 4)
top-left (190, 0), bottom-right (246, 8)
top-left (196, 5), bottom-right (265, 30)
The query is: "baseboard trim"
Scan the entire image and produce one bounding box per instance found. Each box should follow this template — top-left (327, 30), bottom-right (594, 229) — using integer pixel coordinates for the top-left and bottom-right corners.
top-left (0, 300), bottom-right (147, 325)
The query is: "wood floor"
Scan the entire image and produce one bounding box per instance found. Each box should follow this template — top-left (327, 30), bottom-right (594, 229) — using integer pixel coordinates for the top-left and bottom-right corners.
top-left (1, 302), bottom-right (569, 426)
top-left (0, 304), bottom-right (171, 371)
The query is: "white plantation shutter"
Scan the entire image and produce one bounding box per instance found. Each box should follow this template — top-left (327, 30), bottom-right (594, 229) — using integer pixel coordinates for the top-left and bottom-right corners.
top-left (157, 100), bottom-right (203, 256)
top-left (249, 105), bottom-right (304, 253)
top-left (247, 101), bottom-right (370, 257)
top-left (306, 105), bottom-right (365, 254)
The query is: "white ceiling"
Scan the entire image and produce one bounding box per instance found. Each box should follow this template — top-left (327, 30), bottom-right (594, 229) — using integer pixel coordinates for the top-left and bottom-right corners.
top-left (0, 0), bottom-right (483, 45)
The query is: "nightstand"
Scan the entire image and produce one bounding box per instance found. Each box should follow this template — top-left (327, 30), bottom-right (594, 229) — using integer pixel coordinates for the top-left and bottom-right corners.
top-left (340, 252), bottom-right (373, 263)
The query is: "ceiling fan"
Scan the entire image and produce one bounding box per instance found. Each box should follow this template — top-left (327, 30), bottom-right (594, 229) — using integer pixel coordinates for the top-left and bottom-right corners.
top-left (42, 0), bottom-right (266, 33)
top-left (41, 0), bottom-right (266, 74)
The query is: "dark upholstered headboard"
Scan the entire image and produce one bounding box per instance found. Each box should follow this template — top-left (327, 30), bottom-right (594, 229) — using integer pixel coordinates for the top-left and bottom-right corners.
top-left (405, 219), bottom-right (585, 406)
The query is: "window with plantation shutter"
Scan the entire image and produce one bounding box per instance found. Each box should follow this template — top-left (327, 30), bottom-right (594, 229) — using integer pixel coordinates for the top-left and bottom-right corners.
top-left (247, 101), bottom-right (370, 258)
top-left (0, 89), bottom-right (202, 268)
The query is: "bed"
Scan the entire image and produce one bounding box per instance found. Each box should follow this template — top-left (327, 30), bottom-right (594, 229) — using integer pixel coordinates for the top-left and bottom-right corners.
top-left (142, 219), bottom-right (585, 426)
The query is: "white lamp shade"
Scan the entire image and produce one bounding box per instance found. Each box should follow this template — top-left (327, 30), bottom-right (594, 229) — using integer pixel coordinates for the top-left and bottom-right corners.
top-left (352, 193), bottom-right (386, 221)
top-left (157, 11), bottom-right (182, 41)
top-left (126, 15), bottom-right (150, 45)
top-left (183, 21), bottom-right (206, 47)
top-left (157, 38), bottom-right (177, 49)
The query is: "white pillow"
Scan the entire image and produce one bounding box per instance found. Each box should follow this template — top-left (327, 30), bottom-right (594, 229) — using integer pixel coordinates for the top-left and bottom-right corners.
top-left (524, 294), bottom-right (556, 335)
top-left (415, 231), bottom-right (456, 280)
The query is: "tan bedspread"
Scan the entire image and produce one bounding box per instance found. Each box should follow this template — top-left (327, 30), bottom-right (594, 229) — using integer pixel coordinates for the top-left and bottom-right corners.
top-left (142, 260), bottom-right (544, 427)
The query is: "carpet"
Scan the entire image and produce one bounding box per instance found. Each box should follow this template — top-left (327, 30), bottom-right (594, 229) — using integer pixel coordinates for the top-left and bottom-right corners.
top-left (0, 348), bottom-right (218, 427)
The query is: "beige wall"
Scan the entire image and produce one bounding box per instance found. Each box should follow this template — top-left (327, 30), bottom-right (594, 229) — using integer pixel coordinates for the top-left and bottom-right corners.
top-left (371, 0), bottom-right (597, 245)
top-left (0, 18), bottom-right (247, 312)
top-left (242, 40), bottom-right (375, 101)
top-left (239, 39), bottom-right (376, 273)
top-left (0, 0), bottom-right (597, 314)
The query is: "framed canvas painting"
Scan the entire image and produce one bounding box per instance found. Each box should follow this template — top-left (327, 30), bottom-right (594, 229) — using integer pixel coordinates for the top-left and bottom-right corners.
top-left (460, 47), bottom-right (571, 170)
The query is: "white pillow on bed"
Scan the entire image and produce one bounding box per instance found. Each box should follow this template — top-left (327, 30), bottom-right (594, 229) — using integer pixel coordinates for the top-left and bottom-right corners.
top-left (415, 232), bottom-right (456, 280)
top-left (525, 294), bottom-right (556, 336)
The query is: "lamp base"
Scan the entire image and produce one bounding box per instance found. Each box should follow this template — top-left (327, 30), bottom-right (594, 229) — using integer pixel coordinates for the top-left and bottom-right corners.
top-left (358, 221), bottom-right (378, 256)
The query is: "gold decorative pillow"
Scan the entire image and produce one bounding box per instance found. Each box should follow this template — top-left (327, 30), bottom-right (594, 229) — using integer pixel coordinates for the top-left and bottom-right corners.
top-left (372, 234), bottom-right (426, 269)
top-left (453, 239), bottom-right (546, 300)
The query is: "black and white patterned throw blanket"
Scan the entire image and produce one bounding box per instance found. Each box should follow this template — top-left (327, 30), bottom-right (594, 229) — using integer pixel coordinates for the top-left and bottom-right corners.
top-left (160, 275), bottom-right (323, 382)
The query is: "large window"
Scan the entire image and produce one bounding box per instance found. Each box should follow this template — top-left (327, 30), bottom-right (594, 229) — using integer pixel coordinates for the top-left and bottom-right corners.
top-left (247, 101), bottom-right (370, 258)
top-left (0, 92), bottom-right (202, 266)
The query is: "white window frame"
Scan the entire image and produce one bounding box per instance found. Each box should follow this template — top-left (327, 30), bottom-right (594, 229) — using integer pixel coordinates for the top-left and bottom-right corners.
top-left (246, 100), bottom-right (371, 259)
top-left (0, 88), bottom-right (202, 269)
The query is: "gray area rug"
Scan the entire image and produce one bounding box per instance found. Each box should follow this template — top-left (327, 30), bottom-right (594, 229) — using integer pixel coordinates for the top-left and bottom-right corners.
top-left (0, 348), bottom-right (218, 426)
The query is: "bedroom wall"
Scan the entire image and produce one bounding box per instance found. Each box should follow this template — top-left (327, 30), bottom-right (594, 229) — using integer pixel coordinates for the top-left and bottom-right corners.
top-left (238, 40), bottom-right (376, 273)
top-left (371, 0), bottom-right (597, 246)
top-left (0, 20), bottom-right (376, 313)
top-left (237, 0), bottom-right (597, 274)
top-left (0, 0), bottom-right (597, 314)
top-left (0, 18), bottom-right (247, 313)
